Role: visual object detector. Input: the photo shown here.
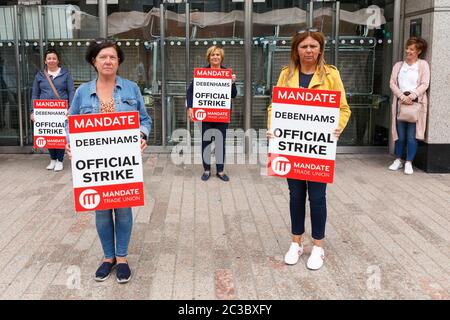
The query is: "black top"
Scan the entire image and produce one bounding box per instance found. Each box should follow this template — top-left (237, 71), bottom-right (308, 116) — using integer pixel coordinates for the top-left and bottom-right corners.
top-left (299, 72), bottom-right (314, 89)
top-left (186, 64), bottom-right (237, 108)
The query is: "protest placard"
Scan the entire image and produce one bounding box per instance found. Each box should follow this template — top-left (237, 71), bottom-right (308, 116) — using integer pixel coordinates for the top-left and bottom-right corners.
top-left (268, 86), bottom-right (341, 183)
top-left (192, 68), bottom-right (232, 123)
top-left (33, 99), bottom-right (67, 149)
top-left (68, 111), bottom-right (144, 212)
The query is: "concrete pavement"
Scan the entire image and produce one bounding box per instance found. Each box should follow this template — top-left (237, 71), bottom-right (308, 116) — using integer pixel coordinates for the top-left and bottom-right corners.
top-left (0, 153), bottom-right (449, 300)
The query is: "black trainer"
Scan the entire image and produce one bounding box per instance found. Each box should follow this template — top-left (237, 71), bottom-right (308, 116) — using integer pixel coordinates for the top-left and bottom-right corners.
top-left (94, 259), bottom-right (116, 282)
top-left (116, 263), bottom-right (132, 284)
top-left (216, 172), bottom-right (230, 182)
top-left (201, 171), bottom-right (211, 181)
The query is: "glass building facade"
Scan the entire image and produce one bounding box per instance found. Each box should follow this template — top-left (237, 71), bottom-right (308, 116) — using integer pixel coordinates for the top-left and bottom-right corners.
top-left (0, 0), bottom-right (397, 150)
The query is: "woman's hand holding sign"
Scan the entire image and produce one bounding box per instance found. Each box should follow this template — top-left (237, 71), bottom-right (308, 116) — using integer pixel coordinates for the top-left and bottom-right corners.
top-left (65, 143), bottom-right (71, 159)
top-left (333, 128), bottom-right (341, 140)
top-left (141, 137), bottom-right (147, 154)
top-left (187, 108), bottom-right (194, 122)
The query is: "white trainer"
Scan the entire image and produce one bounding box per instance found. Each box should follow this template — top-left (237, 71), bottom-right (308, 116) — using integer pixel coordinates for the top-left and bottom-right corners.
top-left (307, 246), bottom-right (325, 270)
top-left (54, 160), bottom-right (63, 172)
top-left (404, 162), bottom-right (413, 175)
top-left (46, 160), bottom-right (56, 170)
top-left (284, 242), bottom-right (304, 265)
top-left (389, 159), bottom-right (403, 171)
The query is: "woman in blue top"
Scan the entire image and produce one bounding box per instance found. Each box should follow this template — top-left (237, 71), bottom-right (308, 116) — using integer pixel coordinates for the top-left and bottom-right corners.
top-left (186, 46), bottom-right (237, 182)
top-left (67, 38), bottom-right (152, 284)
top-left (31, 48), bottom-right (75, 171)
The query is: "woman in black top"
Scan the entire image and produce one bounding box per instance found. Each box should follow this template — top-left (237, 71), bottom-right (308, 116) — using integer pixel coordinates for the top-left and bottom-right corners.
top-left (186, 46), bottom-right (237, 182)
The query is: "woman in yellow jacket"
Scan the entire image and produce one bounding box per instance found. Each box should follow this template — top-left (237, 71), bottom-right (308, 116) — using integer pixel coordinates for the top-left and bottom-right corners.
top-left (267, 29), bottom-right (351, 270)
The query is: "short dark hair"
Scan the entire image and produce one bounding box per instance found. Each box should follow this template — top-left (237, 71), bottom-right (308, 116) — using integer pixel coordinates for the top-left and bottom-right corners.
top-left (44, 48), bottom-right (61, 65)
top-left (406, 37), bottom-right (427, 58)
top-left (85, 38), bottom-right (124, 71)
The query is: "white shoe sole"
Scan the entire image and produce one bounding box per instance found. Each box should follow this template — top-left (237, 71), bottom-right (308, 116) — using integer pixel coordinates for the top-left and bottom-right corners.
top-left (94, 273), bottom-right (111, 282)
top-left (389, 166), bottom-right (403, 171)
top-left (284, 259), bottom-right (299, 266)
top-left (284, 251), bottom-right (303, 265)
top-left (94, 264), bottom-right (116, 282)
top-left (117, 274), bottom-right (132, 284)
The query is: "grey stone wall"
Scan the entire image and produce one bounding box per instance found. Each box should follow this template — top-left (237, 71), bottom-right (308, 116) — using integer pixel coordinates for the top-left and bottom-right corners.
top-left (428, 0), bottom-right (450, 144)
top-left (403, 0), bottom-right (450, 144)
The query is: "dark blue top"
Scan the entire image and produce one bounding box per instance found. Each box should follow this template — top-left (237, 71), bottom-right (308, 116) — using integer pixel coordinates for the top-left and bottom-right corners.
top-left (31, 67), bottom-right (75, 113)
top-left (186, 65), bottom-right (237, 108)
top-left (299, 72), bottom-right (314, 89)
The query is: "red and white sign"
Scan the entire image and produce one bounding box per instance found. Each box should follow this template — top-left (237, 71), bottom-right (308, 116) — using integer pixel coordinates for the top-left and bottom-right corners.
top-left (68, 111), bottom-right (144, 212)
top-left (33, 99), bottom-right (67, 149)
top-left (268, 87), bottom-right (341, 183)
top-left (192, 68), bottom-right (232, 123)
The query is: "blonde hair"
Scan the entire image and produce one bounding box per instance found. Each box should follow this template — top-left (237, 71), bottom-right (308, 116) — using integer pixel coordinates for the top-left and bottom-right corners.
top-left (206, 46), bottom-right (225, 64)
top-left (284, 31), bottom-right (326, 86)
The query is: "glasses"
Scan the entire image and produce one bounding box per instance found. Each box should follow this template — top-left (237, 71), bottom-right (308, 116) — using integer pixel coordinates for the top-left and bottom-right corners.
top-left (45, 49), bottom-right (58, 54)
top-left (297, 28), bottom-right (319, 34)
top-left (94, 38), bottom-right (117, 45)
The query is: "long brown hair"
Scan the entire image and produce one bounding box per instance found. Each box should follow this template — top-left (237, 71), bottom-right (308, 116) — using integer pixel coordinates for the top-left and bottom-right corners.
top-left (285, 31), bottom-right (326, 86)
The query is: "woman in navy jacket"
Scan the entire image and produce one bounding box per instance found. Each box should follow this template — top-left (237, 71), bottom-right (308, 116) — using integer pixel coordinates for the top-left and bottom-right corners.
top-left (31, 48), bottom-right (75, 171)
top-left (186, 46), bottom-right (237, 182)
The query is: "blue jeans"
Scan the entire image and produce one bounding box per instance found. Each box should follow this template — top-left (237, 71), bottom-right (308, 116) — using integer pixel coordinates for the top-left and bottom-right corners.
top-left (48, 149), bottom-right (64, 161)
top-left (395, 120), bottom-right (417, 161)
top-left (287, 179), bottom-right (327, 240)
top-left (95, 207), bottom-right (133, 259)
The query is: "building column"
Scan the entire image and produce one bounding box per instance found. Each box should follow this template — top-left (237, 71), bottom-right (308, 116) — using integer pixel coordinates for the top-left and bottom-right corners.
top-left (99, 0), bottom-right (108, 38)
top-left (403, 0), bottom-right (450, 172)
top-left (244, 0), bottom-right (252, 154)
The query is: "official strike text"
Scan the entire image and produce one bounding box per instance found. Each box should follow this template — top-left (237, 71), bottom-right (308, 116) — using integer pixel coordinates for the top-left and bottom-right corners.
top-left (76, 156), bottom-right (139, 183)
top-left (273, 128), bottom-right (334, 155)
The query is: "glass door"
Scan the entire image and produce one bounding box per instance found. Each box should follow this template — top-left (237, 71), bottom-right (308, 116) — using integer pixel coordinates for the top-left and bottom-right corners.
top-left (162, 0), bottom-right (247, 146)
top-left (0, 4), bottom-right (27, 146)
top-left (256, 0), bottom-right (392, 148)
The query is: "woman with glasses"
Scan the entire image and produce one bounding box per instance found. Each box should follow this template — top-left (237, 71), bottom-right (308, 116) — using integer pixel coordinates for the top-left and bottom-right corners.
top-left (186, 46), bottom-right (237, 182)
top-left (31, 48), bottom-right (75, 171)
top-left (66, 38), bottom-right (152, 283)
top-left (267, 30), bottom-right (351, 270)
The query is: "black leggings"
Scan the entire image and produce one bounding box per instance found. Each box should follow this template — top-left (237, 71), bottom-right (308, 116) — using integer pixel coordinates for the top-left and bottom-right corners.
top-left (201, 122), bottom-right (228, 172)
top-left (48, 148), bottom-right (64, 161)
top-left (287, 179), bottom-right (327, 240)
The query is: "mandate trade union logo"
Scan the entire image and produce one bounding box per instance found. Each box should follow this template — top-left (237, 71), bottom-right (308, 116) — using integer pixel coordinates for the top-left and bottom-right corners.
top-left (36, 137), bottom-right (46, 148)
top-left (195, 109), bottom-right (207, 121)
top-left (79, 189), bottom-right (101, 210)
top-left (271, 156), bottom-right (291, 176)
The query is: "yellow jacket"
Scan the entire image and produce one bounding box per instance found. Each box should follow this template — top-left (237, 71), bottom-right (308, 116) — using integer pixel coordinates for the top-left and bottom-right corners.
top-left (268, 64), bottom-right (351, 131)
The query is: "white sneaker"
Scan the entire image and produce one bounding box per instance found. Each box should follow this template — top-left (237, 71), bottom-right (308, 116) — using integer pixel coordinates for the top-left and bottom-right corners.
top-left (307, 246), bottom-right (325, 270)
top-left (404, 162), bottom-right (413, 175)
top-left (284, 242), bottom-right (304, 265)
top-left (54, 160), bottom-right (63, 172)
top-left (389, 159), bottom-right (403, 171)
top-left (46, 160), bottom-right (56, 170)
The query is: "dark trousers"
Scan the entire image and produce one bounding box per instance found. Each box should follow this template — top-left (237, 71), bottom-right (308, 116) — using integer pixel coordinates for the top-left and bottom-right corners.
top-left (201, 122), bottom-right (228, 172)
top-left (287, 179), bottom-right (327, 240)
top-left (48, 148), bottom-right (64, 161)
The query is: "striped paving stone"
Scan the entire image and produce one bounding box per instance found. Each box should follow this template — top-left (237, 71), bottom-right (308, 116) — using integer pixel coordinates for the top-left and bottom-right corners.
top-left (0, 153), bottom-right (448, 299)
